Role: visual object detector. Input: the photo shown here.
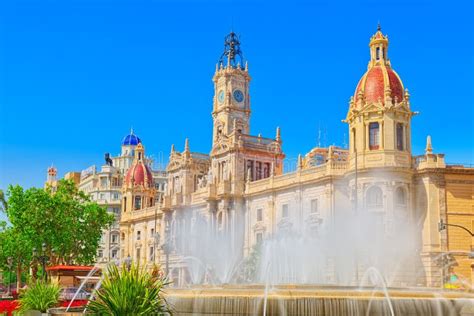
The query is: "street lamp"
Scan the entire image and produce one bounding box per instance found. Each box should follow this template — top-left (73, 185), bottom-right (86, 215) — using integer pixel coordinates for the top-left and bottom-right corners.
top-left (124, 255), bottom-right (132, 271)
top-left (439, 219), bottom-right (474, 236)
top-left (6, 257), bottom-right (13, 296)
top-left (161, 224), bottom-right (172, 277)
top-left (32, 243), bottom-right (50, 282)
top-left (438, 220), bottom-right (474, 287)
top-left (153, 232), bottom-right (161, 264)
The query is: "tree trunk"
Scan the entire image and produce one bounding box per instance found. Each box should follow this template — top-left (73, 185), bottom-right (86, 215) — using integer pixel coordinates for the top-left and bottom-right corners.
top-left (16, 264), bottom-right (21, 291)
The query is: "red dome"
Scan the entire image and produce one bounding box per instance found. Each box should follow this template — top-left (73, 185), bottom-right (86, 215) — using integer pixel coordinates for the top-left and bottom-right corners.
top-left (125, 162), bottom-right (154, 188)
top-left (354, 65), bottom-right (404, 107)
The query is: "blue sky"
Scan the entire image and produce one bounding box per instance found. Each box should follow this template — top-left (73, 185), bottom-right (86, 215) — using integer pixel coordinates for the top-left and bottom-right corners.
top-left (1, 0), bottom-right (473, 195)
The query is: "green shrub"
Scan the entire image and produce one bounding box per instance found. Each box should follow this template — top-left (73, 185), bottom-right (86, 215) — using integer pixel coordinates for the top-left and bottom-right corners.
top-left (17, 281), bottom-right (60, 313)
top-left (86, 264), bottom-right (171, 315)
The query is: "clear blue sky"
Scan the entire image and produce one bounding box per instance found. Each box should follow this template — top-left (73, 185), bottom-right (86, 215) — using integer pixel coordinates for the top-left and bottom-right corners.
top-left (1, 0), bottom-right (473, 194)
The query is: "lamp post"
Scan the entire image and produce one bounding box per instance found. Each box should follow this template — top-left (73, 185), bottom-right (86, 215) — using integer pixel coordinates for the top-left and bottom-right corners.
top-left (32, 243), bottom-right (50, 282)
top-left (438, 220), bottom-right (474, 287)
top-left (153, 232), bottom-right (161, 264)
top-left (439, 219), bottom-right (474, 237)
top-left (161, 224), bottom-right (172, 277)
top-left (6, 257), bottom-right (13, 296)
top-left (124, 255), bottom-right (132, 271)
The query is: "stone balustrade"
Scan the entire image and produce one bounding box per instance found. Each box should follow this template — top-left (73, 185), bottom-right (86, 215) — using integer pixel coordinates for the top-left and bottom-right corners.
top-left (246, 161), bottom-right (349, 195)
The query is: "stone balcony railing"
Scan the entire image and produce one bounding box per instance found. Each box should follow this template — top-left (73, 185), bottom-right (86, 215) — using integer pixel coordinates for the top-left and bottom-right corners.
top-left (217, 180), bottom-right (231, 196)
top-left (172, 192), bottom-right (183, 206)
top-left (413, 154), bottom-right (446, 169)
top-left (126, 205), bottom-right (161, 221)
top-left (240, 134), bottom-right (278, 152)
top-left (246, 160), bottom-right (348, 195)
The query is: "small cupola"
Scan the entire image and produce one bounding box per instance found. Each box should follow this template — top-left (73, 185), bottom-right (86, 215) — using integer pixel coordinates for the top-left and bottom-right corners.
top-left (369, 23), bottom-right (389, 67)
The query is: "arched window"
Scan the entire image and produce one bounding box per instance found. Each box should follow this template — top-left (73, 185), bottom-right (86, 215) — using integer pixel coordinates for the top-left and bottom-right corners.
top-left (369, 122), bottom-right (380, 150)
top-left (396, 123), bottom-right (404, 151)
top-left (376, 47), bottom-right (380, 60)
top-left (395, 187), bottom-right (407, 206)
top-left (366, 186), bottom-right (383, 209)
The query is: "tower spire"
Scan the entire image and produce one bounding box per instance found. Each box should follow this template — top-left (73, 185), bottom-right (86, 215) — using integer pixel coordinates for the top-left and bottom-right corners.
top-left (219, 31), bottom-right (244, 69)
top-left (425, 135), bottom-right (433, 154)
top-left (184, 138), bottom-right (190, 153)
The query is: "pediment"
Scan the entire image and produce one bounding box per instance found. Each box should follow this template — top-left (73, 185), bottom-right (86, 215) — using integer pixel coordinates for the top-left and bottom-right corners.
top-left (211, 139), bottom-right (231, 155)
top-left (252, 222), bottom-right (266, 232)
top-left (360, 101), bottom-right (385, 114)
top-left (167, 159), bottom-right (182, 171)
top-left (268, 142), bottom-right (281, 154)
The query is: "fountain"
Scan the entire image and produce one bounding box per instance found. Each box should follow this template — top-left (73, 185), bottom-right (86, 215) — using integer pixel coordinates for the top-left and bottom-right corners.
top-left (158, 208), bottom-right (474, 316)
top-left (47, 206), bottom-right (474, 315)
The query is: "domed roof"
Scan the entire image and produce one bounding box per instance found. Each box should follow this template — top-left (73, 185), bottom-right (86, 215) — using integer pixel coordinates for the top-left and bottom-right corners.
top-left (122, 130), bottom-right (141, 146)
top-left (124, 162), bottom-right (154, 188)
top-left (354, 65), bottom-right (404, 106)
top-left (124, 143), bottom-right (154, 188)
top-left (352, 25), bottom-right (405, 108)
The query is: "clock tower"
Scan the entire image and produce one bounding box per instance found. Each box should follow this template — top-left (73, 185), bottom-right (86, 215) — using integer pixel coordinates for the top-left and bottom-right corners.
top-left (212, 32), bottom-right (251, 146)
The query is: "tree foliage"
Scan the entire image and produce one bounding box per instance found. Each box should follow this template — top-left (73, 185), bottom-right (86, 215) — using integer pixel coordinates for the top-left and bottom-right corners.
top-left (0, 180), bottom-right (114, 281)
top-left (0, 189), bottom-right (7, 212)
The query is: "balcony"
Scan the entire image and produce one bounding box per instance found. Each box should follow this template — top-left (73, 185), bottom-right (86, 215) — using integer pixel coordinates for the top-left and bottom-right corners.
top-left (217, 180), bottom-right (231, 196)
top-left (172, 192), bottom-right (183, 207)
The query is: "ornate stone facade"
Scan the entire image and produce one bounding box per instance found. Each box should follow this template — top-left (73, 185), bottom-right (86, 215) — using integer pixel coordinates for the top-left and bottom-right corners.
top-left (117, 28), bottom-right (474, 288)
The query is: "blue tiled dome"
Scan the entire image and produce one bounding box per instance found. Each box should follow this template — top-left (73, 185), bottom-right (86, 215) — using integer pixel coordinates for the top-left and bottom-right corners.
top-left (122, 133), bottom-right (141, 146)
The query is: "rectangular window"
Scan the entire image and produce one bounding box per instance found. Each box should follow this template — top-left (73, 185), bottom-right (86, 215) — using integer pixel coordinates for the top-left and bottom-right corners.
top-left (257, 208), bottom-right (263, 222)
top-left (134, 196), bottom-right (141, 210)
top-left (111, 234), bottom-right (118, 243)
top-left (396, 123), bottom-right (404, 151)
top-left (246, 160), bottom-right (254, 181)
top-left (256, 162), bottom-right (262, 180)
top-left (310, 199), bottom-right (318, 214)
top-left (369, 122), bottom-right (380, 150)
top-left (100, 193), bottom-right (105, 200)
top-left (97, 249), bottom-right (103, 258)
top-left (100, 177), bottom-right (107, 188)
top-left (137, 231), bottom-right (141, 240)
top-left (149, 246), bottom-right (154, 261)
top-left (282, 204), bottom-right (289, 218)
top-left (111, 249), bottom-right (118, 259)
top-left (112, 192), bottom-right (119, 200)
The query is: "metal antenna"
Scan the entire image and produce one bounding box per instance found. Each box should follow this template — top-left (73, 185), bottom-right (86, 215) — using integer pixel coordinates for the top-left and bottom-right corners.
top-left (317, 123), bottom-right (321, 148)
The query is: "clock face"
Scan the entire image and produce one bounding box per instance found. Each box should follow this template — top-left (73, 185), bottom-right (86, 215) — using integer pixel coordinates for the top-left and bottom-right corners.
top-left (218, 90), bottom-right (225, 103)
top-left (233, 89), bottom-right (244, 103)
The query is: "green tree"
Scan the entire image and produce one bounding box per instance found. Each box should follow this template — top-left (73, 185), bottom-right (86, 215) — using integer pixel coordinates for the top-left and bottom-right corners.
top-left (0, 189), bottom-right (7, 212)
top-left (1, 180), bottom-right (114, 287)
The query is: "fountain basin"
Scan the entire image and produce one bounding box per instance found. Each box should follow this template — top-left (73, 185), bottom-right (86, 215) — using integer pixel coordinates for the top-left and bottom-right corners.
top-left (164, 285), bottom-right (474, 316)
top-left (47, 307), bottom-right (85, 315)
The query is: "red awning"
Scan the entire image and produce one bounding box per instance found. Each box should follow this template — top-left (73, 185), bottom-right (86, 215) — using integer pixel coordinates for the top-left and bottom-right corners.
top-left (46, 265), bottom-right (99, 272)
